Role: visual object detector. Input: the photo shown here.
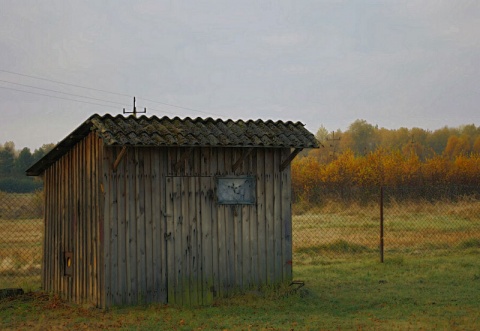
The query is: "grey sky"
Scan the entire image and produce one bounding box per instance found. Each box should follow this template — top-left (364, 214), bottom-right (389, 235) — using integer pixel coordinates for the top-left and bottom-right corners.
top-left (1, 1), bottom-right (479, 150)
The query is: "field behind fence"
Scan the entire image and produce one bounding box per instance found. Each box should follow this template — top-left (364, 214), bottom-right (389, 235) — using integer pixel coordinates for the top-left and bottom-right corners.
top-left (0, 191), bottom-right (43, 290)
top-left (293, 188), bottom-right (480, 264)
top-left (1, 186), bottom-right (479, 291)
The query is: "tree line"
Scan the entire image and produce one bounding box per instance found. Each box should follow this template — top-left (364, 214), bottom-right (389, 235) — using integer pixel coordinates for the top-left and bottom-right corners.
top-left (0, 142), bottom-right (54, 193)
top-left (293, 120), bottom-right (480, 204)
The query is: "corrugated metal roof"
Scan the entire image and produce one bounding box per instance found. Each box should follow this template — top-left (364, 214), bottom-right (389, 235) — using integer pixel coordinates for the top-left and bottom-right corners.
top-left (26, 113), bottom-right (319, 176)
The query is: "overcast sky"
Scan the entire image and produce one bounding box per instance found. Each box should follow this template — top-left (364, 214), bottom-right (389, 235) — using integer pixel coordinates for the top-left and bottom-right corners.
top-left (1, 1), bottom-right (480, 150)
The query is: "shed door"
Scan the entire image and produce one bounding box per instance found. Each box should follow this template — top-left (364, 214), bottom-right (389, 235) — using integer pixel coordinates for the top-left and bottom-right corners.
top-left (165, 176), bottom-right (214, 305)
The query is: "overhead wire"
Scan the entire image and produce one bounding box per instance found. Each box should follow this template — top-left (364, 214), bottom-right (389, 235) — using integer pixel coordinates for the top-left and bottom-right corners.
top-left (0, 79), bottom-right (128, 106)
top-left (0, 68), bottom-right (224, 117)
top-left (0, 85), bottom-right (123, 110)
top-left (0, 69), bottom-right (130, 97)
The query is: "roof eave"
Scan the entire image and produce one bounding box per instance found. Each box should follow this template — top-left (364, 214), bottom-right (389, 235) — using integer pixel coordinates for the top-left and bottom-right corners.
top-left (25, 118), bottom-right (94, 176)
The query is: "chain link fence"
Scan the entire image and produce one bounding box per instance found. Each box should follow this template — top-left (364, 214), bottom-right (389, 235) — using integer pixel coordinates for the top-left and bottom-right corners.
top-left (292, 185), bottom-right (480, 264)
top-left (0, 191), bottom-right (43, 290)
top-left (1, 186), bottom-right (480, 289)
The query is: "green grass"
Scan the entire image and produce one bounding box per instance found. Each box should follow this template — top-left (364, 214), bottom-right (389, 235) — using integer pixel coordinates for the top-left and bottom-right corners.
top-left (1, 249), bottom-right (479, 330)
top-left (292, 199), bottom-right (480, 256)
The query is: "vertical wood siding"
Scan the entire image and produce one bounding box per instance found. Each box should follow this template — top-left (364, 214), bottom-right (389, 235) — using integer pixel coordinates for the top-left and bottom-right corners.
top-left (43, 132), bottom-right (104, 306)
top-left (103, 146), bottom-right (293, 306)
top-left (43, 142), bottom-right (293, 308)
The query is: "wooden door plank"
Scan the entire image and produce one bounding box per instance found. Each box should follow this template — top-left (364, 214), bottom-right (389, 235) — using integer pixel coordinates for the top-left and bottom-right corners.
top-left (256, 148), bottom-right (267, 285)
top-left (165, 174), bottom-right (175, 304)
top-left (126, 148), bottom-right (137, 304)
top-left (241, 149), bottom-right (252, 289)
top-left (136, 149), bottom-right (147, 304)
top-left (215, 148), bottom-right (227, 297)
top-left (158, 149), bottom-right (168, 303)
top-left (151, 149), bottom-right (160, 303)
top-left (144, 149), bottom-right (154, 303)
top-left (201, 147), bottom-right (214, 303)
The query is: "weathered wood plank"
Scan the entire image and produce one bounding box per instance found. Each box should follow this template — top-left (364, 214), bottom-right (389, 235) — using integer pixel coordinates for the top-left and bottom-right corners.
top-left (69, 148), bottom-right (75, 298)
top-left (61, 150), bottom-right (67, 298)
top-left (72, 144), bottom-right (78, 302)
top-left (188, 158), bottom-right (202, 305)
top-left (98, 137), bottom-right (105, 307)
top-left (265, 149), bottom-right (275, 285)
top-left (232, 147), bottom-right (254, 172)
top-left (214, 148), bottom-right (227, 297)
top-left (53, 162), bottom-right (59, 294)
top-left (256, 148), bottom-right (267, 285)
top-left (68, 147), bottom-right (74, 299)
top-left (126, 148), bottom-right (137, 304)
top-left (184, 149), bottom-right (198, 305)
top-left (92, 134), bottom-right (99, 306)
top-left (172, 153), bottom-right (185, 305)
top-left (249, 149), bottom-right (258, 287)
top-left (81, 138), bottom-right (87, 303)
top-left (192, 148), bottom-right (203, 305)
top-left (165, 174), bottom-right (175, 304)
top-left (135, 149), bottom-right (147, 304)
top-left (224, 148), bottom-right (235, 292)
top-left (150, 149), bottom-right (158, 302)
top-left (144, 149), bottom-right (154, 303)
top-left (201, 147), bottom-right (214, 303)
top-left (103, 147), bottom-right (112, 307)
top-left (42, 169), bottom-right (48, 291)
top-left (279, 148), bottom-right (303, 172)
top-left (181, 177), bottom-right (190, 306)
top-left (242, 149), bottom-right (252, 289)
top-left (158, 148), bottom-right (168, 303)
top-left (174, 176), bottom-right (184, 305)
top-left (281, 148), bottom-right (293, 281)
top-left (273, 149), bottom-right (283, 283)
top-left (117, 147), bottom-right (127, 305)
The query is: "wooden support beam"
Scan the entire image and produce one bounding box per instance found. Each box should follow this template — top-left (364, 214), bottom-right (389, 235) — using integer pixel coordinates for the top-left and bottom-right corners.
top-left (112, 146), bottom-right (127, 172)
top-left (174, 147), bottom-right (193, 172)
top-left (279, 148), bottom-right (303, 172)
top-left (232, 148), bottom-right (254, 172)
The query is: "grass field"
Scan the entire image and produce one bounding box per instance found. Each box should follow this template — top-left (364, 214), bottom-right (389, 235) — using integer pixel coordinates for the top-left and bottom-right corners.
top-left (1, 194), bottom-right (479, 329)
top-left (292, 198), bottom-right (480, 262)
top-left (0, 218), bottom-right (43, 290)
top-left (0, 191), bottom-right (43, 290)
top-left (0, 248), bottom-right (479, 330)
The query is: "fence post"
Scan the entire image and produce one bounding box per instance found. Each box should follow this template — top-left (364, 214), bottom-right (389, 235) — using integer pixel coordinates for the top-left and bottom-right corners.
top-left (380, 186), bottom-right (384, 263)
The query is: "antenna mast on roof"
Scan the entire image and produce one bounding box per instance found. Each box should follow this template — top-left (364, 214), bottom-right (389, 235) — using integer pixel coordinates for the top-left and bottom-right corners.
top-left (123, 96), bottom-right (147, 117)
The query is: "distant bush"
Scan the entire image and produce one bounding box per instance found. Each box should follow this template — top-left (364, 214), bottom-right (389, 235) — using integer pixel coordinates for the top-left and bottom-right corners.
top-left (292, 151), bottom-right (480, 204)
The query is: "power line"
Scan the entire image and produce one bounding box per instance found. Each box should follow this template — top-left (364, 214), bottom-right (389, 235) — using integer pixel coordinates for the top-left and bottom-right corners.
top-left (0, 85), bottom-right (122, 109)
top-left (0, 69), bottom-right (130, 97)
top-left (0, 85), bottom-right (180, 116)
top-left (0, 68), bottom-right (223, 117)
top-left (0, 79), bottom-right (128, 106)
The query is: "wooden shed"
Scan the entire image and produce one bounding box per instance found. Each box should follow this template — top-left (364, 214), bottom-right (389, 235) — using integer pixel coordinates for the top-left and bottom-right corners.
top-left (27, 113), bottom-right (318, 308)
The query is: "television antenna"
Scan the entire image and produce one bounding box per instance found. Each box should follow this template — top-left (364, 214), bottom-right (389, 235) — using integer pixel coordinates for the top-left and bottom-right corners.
top-left (123, 96), bottom-right (147, 117)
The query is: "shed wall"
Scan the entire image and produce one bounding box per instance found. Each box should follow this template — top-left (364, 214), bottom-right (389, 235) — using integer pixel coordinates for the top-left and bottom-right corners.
top-left (43, 132), bottom-right (104, 306)
top-left (103, 146), bottom-right (293, 306)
